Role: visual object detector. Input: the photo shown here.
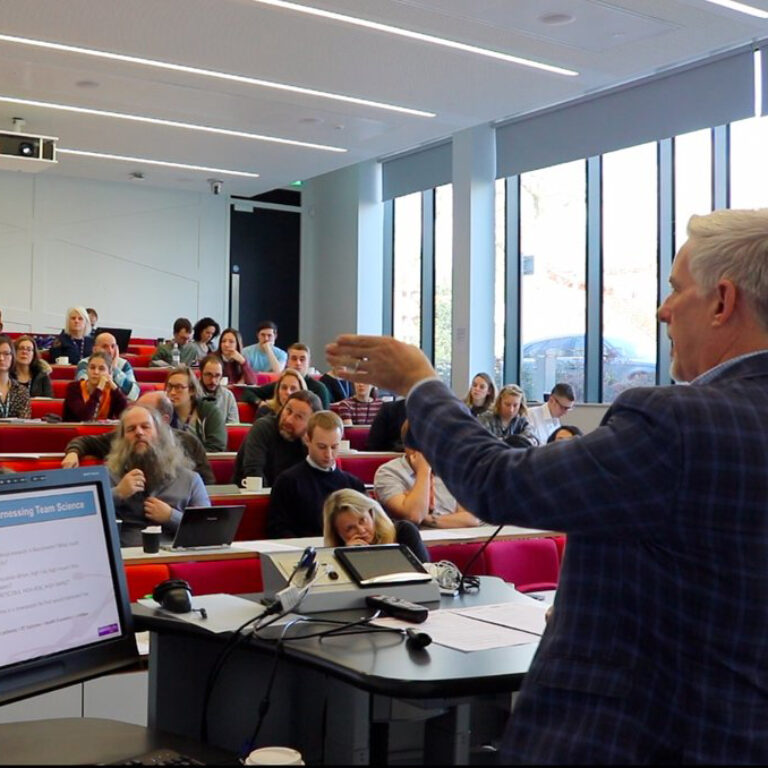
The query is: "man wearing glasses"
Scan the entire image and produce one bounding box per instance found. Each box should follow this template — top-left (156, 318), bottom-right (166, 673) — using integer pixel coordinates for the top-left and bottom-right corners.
top-left (526, 383), bottom-right (575, 445)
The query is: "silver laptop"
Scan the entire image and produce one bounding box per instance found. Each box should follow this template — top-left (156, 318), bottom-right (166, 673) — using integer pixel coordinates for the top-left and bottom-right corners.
top-left (161, 505), bottom-right (245, 551)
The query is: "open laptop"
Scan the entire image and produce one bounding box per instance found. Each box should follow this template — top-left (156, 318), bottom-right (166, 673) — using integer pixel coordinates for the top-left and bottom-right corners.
top-left (161, 505), bottom-right (245, 551)
top-left (95, 326), bottom-right (132, 353)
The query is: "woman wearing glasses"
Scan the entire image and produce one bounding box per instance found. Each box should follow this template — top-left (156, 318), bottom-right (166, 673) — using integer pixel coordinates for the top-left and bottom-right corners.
top-left (11, 335), bottom-right (53, 398)
top-left (479, 384), bottom-right (538, 446)
top-left (164, 365), bottom-right (226, 452)
top-left (0, 336), bottom-right (31, 419)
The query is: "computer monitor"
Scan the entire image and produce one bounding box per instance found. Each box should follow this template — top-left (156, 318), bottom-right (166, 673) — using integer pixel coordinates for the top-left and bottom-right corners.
top-left (0, 466), bottom-right (138, 706)
top-left (94, 327), bottom-right (132, 354)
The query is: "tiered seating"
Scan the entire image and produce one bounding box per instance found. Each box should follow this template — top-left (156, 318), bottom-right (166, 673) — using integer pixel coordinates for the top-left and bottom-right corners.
top-left (336, 452), bottom-right (397, 484)
top-left (168, 559), bottom-right (263, 595)
top-left (211, 493), bottom-right (270, 540)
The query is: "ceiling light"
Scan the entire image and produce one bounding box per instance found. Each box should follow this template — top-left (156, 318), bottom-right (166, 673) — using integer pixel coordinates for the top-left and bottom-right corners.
top-left (0, 32), bottom-right (435, 118)
top-left (701, 0), bottom-right (768, 18)
top-left (57, 148), bottom-right (260, 178)
top-left (0, 95), bottom-right (347, 152)
top-left (249, 0), bottom-right (578, 76)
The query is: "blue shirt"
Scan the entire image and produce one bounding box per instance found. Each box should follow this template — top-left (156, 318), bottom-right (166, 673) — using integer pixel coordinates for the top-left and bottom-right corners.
top-left (241, 344), bottom-right (287, 372)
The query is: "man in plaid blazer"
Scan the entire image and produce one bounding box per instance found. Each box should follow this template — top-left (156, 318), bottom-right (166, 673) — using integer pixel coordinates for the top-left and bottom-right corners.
top-left (327, 208), bottom-right (768, 763)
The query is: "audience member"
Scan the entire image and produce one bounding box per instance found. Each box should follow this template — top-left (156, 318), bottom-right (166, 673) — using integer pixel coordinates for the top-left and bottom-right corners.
top-left (365, 397), bottom-right (407, 451)
top-left (335, 382), bottom-right (383, 425)
top-left (199, 355), bottom-right (239, 423)
top-left (478, 384), bottom-right (538, 446)
top-left (107, 405), bottom-right (209, 546)
top-left (216, 327), bottom-right (258, 384)
top-left (243, 343), bottom-right (329, 408)
top-left (547, 425), bottom-right (584, 443)
top-left (374, 421), bottom-right (480, 529)
top-left (526, 383), bottom-right (576, 445)
top-left (151, 318), bottom-right (198, 367)
top-left (86, 307), bottom-right (98, 335)
top-left (75, 332), bottom-right (139, 401)
top-left (61, 391), bottom-right (215, 484)
top-left (50, 306), bottom-right (93, 364)
top-left (11, 335), bottom-right (52, 397)
top-left (0, 336), bottom-right (31, 419)
top-left (463, 372), bottom-right (496, 416)
top-left (242, 320), bottom-right (286, 373)
top-left (190, 317), bottom-right (220, 364)
top-left (267, 411), bottom-right (366, 538)
top-left (63, 351), bottom-right (127, 421)
top-left (232, 390), bottom-right (321, 487)
top-left (323, 488), bottom-right (429, 562)
top-left (319, 366), bottom-right (353, 403)
top-left (164, 365), bottom-right (226, 452)
top-left (255, 367), bottom-right (306, 418)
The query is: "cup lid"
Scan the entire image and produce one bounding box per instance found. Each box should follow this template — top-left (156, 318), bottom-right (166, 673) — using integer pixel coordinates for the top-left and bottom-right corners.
top-left (141, 525), bottom-right (162, 534)
top-left (245, 747), bottom-right (303, 765)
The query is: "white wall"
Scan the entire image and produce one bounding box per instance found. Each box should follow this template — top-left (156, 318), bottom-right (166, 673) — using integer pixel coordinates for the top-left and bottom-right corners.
top-left (0, 172), bottom-right (229, 339)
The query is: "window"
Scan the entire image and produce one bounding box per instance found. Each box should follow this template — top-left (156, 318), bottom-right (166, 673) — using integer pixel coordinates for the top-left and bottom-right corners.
top-left (519, 161), bottom-right (587, 402)
top-left (674, 128), bottom-right (712, 251)
top-left (392, 192), bottom-right (422, 346)
top-left (730, 115), bottom-right (768, 208)
top-left (434, 185), bottom-right (453, 385)
top-left (494, 178), bottom-right (506, 387)
top-left (602, 143), bottom-right (658, 403)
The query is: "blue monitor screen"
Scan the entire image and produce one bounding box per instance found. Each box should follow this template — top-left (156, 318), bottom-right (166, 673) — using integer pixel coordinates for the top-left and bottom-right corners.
top-left (0, 466), bottom-right (137, 705)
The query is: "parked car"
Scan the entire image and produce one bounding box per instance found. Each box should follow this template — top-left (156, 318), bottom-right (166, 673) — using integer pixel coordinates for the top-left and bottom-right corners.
top-left (521, 335), bottom-right (655, 402)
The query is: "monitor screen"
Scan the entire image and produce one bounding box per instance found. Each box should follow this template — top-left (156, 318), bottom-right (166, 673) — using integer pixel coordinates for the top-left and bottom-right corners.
top-left (0, 466), bottom-right (137, 705)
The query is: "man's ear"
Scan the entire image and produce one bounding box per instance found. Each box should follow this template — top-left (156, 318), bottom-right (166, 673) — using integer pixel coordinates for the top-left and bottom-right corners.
top-left (302, 432), bottom-right (311, 447)
top-left (712, 279), bottom-right (738, 327)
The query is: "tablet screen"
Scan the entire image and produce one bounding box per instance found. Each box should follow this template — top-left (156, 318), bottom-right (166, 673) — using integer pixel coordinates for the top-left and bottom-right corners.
top-left (335, 544), bottom-right (431, 586)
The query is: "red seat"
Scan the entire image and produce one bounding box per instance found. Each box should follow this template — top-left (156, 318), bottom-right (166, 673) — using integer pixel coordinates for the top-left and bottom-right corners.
top-left (30, 398), bottom-right (65, 418)
top-left (168, 558), bottom-right (263, 595)
top-left (255, 373), bottom-right (279, 385)
top-left (124, 564), bottom-right (171, 602)
top-left (551, 535), bottom-right (567, 563)
top-left (483, 538), bottom-right (560, 593)
top-left (138, 382), bottom-right (164, 395)
top-left (345, 426), bottom-right (371, 451)
top-left (122, 353), bottom-right (153, 367)
top-left (50, 365), bottom-right (76, 380)
top-left (427, 542), bottom-right (489, 576)
top-left (0, 424), bottom-right (80, 452)
top-left (133, 368), bottom-right (169, 382)
top-left (211, 493), bottom-right (269, 540)
top-left (208, 455), bottom-right (236, 484)
top-left (226, 425), bottom-right (250, 452)
top-left (336, 453), bottom-right (397, 484)
top-left (237, 401), bottom-right (256, 423)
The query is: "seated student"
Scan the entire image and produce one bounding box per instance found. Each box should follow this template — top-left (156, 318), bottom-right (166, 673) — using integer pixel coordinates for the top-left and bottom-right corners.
top-left (50, 306), bottom-right (94, 364)
top-left (256, 367), bottom-right (306, 418)
top-left (216, 327), bottom-right (258, 385)
top-left (546, 424), bottom-right (584, 443)
top-left (199, 355), bottom-right (239, 423)
top-left (189, 317), bottom-right (221, 364)
top-left (374, 421), bottom-right (481, 529)
top-left (266, 411), bottom-right (366, 539)
top-left (526, 382), bottom-right (576, 445)
top-left (151, 317), bottom-right (198, 367)
top-left (323, 488), bottom-right (429, 563)
top-left (0, 335), bottom-right (31, 418)
top-left (241, 320), bottom-right (287, 373)
top-left (463, 372), bottom-right (496, 417)
top-left (75, 332), bottom-right (139, 401)
top-left (335, 383), bottom-right (383, 426)
top-left (478, 384), bottom-right (538, 446)
top-left (11, 335), bottom-right (52, 398)
top-left (319, 366), bottom-right (353, 403)
top-left (164, 365), bottom-right (227, 452)
top-left (365, 397), bottom-right (407, 451)
top-left (63, 351), bottom-right (128, 421)
top-left (61, 391), bottom-right (215, 484)
top-left (107, 405), bottom-right (209, 547)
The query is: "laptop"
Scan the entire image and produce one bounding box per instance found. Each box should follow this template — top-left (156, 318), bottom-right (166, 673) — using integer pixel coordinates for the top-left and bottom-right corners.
top-left (95, 326), bottom-right (133, 353)
top-left (161, 505), bottom-right (245, 551)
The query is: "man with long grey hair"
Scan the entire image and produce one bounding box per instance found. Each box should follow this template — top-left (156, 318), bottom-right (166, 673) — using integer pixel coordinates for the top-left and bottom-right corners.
top-left (107, 405), bottom-right (209, 546)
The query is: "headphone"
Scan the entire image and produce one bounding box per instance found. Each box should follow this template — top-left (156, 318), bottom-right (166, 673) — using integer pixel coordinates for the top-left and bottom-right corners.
top-left (152, 578), bottom-right (207, 618)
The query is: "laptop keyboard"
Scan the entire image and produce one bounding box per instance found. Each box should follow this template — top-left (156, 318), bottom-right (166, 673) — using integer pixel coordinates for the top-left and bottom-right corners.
top-left (109, 748), bottom-right (204, 765)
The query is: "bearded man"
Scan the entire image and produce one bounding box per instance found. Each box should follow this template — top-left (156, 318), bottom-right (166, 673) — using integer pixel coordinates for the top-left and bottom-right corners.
top-left (107, 405), bottom-right (209, 546)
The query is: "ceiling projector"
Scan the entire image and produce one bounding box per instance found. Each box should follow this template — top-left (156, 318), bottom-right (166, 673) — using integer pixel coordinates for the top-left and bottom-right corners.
top-left (0, 130), bottom-right (58, 173)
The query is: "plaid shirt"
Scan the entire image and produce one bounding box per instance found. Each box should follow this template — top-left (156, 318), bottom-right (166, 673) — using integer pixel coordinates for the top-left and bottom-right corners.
top-left (407, 352), bottom-right (768, 764)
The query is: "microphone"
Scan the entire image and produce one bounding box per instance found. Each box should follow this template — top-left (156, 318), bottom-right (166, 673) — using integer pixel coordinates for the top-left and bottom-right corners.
top-left (458, 523), bottom-right (505, 594)
top-left (405, 628), bottom-right (432, 649)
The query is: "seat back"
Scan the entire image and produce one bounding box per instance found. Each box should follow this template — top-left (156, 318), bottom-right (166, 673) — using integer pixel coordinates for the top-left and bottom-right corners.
top-left (426, 542), bottom-right (489, 576)
top-left (124, 564), bottom-right (171, 602)
top-left (483, 538), bottom-right (560, 592)
top-left (167, 559), bottom-right (263, 595)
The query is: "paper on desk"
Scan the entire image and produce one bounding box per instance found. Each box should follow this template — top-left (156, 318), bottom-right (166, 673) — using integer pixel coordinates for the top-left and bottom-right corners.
top-left (373, 610), bottom-right (539, 652)
top-left (451, 601), bottom-right (548, 636)
top-left (138, 593), bottom-right (265, 634)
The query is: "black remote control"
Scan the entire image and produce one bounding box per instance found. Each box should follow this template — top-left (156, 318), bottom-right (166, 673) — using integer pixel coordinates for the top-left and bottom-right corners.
top-left (366, 594), bottom-right (429, 623)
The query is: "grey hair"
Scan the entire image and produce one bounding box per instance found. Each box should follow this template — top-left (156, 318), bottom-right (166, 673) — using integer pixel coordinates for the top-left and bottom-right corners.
top-left (687, 209), bottom-right (768, 329)
top-left (106, 406), bottom-right (192, 482)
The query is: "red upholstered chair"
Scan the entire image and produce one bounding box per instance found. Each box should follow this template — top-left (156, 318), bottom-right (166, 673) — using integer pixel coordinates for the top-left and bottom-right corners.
top-left (138, 382), bottom-right (165, 395)
top-left (255, 373), bottom-right (280, 385)
top-left (168, 558), bottom-right (263, 595)
top-left (483, 538), bottom-right (560, 593)
top-left (50, 365), bottom-right (76, 380)
top-left (427, 542), bottom-right (490, 576)
top-left (226, 425), bottom-right (251, 451)
top-left (122, 353), bottom-right (153, 367)
top-left (211, 493), bottom-right (270, 540)
top-left (345, 426), bottom-right (371, 451)
top-left (124, 564), bottom-right (171, 601)
top-left (237, 402), bottom-right (256, 423)
top-left (133, 367), bottom-right (169, 382)
top-left (0, 424), bottom-right (80, 451)
top-left (551, 535), bottom-right (567, 564)
top-left (208, 456), bottom-right (236, 484)
top-left (30, 398), bottom-right (65, 418)
top-left (336, 454), bottom-right (398, 485)
top-left (51, 379), bottom-right (72, 397)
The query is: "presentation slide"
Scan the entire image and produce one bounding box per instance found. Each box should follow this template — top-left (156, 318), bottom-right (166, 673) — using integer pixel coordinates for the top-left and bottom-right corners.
top-left (0, 485), bottom-right (123, 668)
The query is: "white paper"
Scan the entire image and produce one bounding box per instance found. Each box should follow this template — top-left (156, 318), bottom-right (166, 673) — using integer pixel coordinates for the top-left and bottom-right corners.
top-left (451, 601), bottom-right (547, 636)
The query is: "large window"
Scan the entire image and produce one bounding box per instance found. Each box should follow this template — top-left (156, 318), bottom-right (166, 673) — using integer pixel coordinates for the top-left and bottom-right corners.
top-left (602, 143), bottom-right (658, 403)
top-left (674, 128), bottom-right (712, 250)
top-left (434, 185), bottom-right (453, 385)
top-left (730, 115), bottom-right (768, 208)
top-left (494, 178), bottom-right (506, 387)
top-left (519, 161), bottom-right (587, 402)
top-left (392, 192), bottom-right (422, 346)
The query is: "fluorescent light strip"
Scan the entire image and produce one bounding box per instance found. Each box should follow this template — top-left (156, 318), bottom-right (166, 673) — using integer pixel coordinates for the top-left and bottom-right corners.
top-left (702, 0), bottom-right (768, 18)
top-left (57, 148), bottom-right (260, 178)
top-left (0, 32), bottom-right (435, 118)
top-left (249, 0), bottom-right (578, 76)
top-left (0, 95), bottom-right (346, 153)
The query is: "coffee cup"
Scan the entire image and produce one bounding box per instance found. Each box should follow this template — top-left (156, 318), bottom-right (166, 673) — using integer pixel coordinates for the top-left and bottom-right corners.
top-left (141, 526), bottom-right (162, 554)
top-left (338, 440), bottom-right (351, 452)
top-left (240, 476), bottom-right (263, 492)
top-left (220, 376), bottom-right (229, 386)
top-left (244, 747), bottom-right (304, 766)
top-left (55, 356), bottom-right (69, 365)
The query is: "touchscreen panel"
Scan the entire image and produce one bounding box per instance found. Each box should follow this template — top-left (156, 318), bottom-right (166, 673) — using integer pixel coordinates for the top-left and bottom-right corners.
top-left (336, 544), bottom-right (431, 585)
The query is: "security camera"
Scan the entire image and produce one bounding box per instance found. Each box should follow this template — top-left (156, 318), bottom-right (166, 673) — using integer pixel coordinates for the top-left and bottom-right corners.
top-left (208, 178), bottom-right (223, 196)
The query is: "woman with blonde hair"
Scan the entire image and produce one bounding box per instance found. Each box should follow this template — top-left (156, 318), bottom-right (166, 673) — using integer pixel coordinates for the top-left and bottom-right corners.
top-left (479, 384), bottom-right (538, 446)
top-left (51, 306), bottom-right (93, 364)
top-left (323, 488), bottom-right (429, 562)
top-left (256, 367), bottom-right (306, 417)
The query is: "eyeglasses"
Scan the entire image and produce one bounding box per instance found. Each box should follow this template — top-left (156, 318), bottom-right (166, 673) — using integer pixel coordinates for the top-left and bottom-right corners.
top-left (551, 395), bottom-right (574, 411)
top-left (16, 346), bottom-right (34, 354)
top-left (166, 382), bottom-right (189, 392)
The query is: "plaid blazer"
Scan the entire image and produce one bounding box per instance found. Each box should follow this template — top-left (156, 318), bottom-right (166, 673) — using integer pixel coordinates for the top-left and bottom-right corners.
top-left (408, 354), bottom-right (768, 764)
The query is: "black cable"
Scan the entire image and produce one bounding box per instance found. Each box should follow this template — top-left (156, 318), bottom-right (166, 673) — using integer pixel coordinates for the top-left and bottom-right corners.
top-left (458, 523), bottom-right (505, 594)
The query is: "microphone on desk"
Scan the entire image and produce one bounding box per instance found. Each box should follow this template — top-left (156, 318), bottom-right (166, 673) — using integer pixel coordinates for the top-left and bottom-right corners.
top-left (405, 627), bottom-right (432, 649)
top-left (457, 523), bottom-right (505, 594)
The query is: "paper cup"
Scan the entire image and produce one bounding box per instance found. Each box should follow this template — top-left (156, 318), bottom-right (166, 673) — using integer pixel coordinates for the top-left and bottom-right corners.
top-left (56, 357), bottom-right (69, 365)
top-left (244, 747), bottom-right (304, 765)
top-left (141, 526), bottom-right (162, 554)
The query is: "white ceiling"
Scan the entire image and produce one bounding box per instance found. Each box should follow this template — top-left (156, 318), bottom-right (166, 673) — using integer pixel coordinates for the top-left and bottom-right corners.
top-left (0, 0), bottom-right (766, 197)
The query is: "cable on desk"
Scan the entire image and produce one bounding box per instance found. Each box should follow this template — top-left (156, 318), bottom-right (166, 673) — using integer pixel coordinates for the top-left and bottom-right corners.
top-left (458, 523), bottom-right (505, 594)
